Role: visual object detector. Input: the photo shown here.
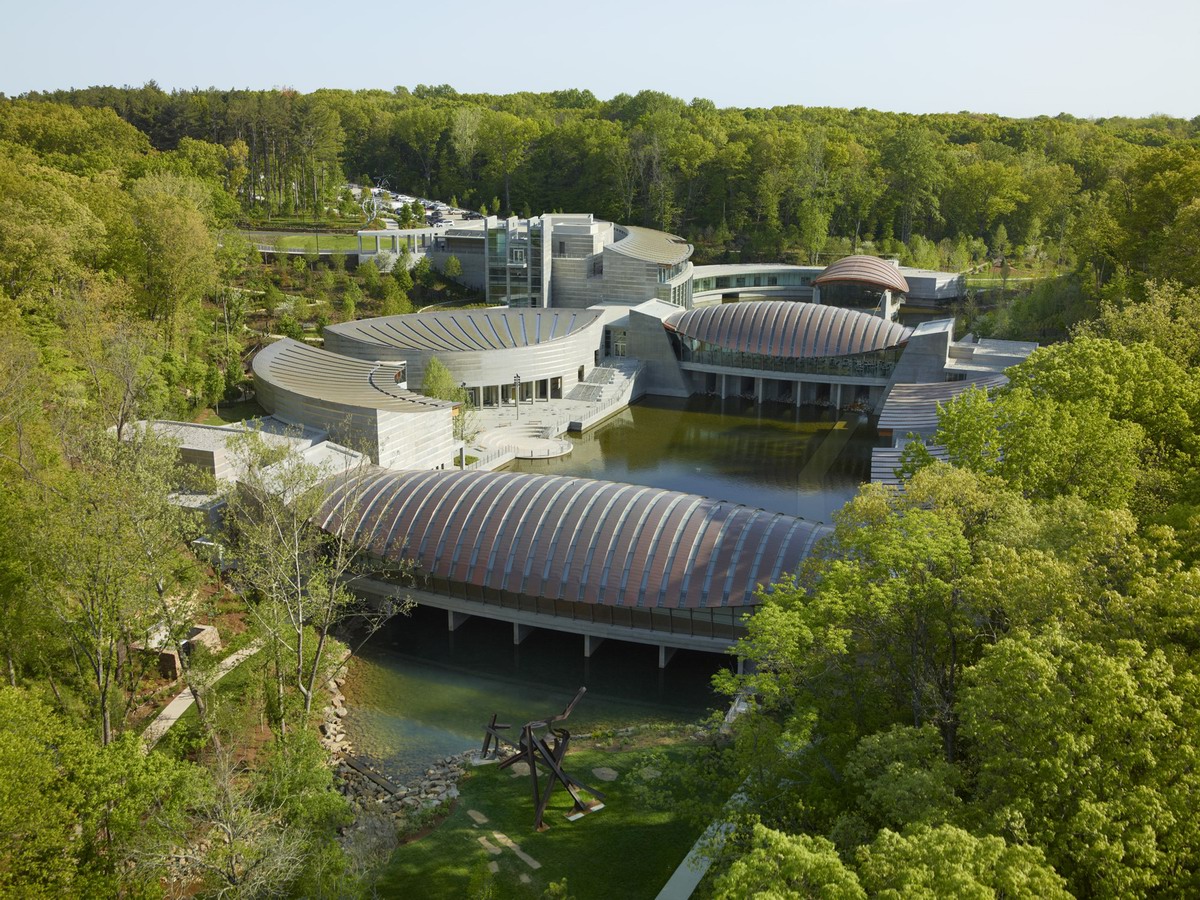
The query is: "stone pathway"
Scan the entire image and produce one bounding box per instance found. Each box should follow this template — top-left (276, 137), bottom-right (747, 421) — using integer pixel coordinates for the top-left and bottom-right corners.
top-left (592, 766), bottom-right (619, 782)
top-left (467, 809), bottom-right (490, 825)
top-left (478, 837), bottom-right (502, 856)
top-left (492, 832), bottom-right (542, 870)
top-left (142, 640), bottom-right (263, 749)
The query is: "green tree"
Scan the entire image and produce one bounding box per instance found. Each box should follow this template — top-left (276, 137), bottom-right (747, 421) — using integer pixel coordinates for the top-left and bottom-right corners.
top-left (1077, 279), bottom-right (1200, 367)
top-left (857, 825), bottom-right (1070, 899)
top-left (961, 630), bottom-right (1200, 897)
top-left (132, 190), bottom-right (218, 343)
top-left (422, 357), bottom-right (475, 442)
top-left (223, 432), bottom-right (408, 734)
top-left (480, 110), bottom-right (539, 214)
top-left (392, 259), bottom-right (415, 294)
top-left (0, 686), bottom-right (196, 897)
top-left (936, 385), bottom-right (1145, 508)
top-left (712, 824), bottom-right (865, 900)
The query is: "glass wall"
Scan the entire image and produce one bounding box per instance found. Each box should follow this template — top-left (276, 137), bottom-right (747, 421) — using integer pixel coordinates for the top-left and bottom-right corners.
top-left (818, 282), bottom-right (886, 311)
top-left (674, 337), bottom-right (904, 379)
top-left (693, 271), bottom-right (815, 293)
top-left (485, 222), bottom-right (544, 308)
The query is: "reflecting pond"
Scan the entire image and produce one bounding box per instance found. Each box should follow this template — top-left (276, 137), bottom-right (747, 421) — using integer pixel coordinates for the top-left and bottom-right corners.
top-left (342, 397), bottom-right (880, 780)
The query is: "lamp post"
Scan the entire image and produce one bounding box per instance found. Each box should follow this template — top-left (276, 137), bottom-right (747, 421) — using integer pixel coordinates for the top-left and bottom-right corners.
top-left (514, 374), bottom-right (521, 421)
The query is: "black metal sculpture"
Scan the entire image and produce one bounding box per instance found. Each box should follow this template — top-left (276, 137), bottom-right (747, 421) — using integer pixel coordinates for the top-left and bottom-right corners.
top-left (481, 686), bottom-right (606, 831)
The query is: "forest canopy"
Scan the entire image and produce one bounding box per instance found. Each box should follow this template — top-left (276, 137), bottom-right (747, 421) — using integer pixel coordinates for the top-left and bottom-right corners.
top-left (2, 84), bottom-right (1200, 897)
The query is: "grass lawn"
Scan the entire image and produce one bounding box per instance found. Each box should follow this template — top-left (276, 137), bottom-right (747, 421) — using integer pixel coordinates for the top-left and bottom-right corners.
top-left (375, 745), bottom-right (702, 899)
top-left (242, 214), bottom-right (364, 232)
top-left (273, 233), bottom-right (363, 252)
top-left (194, 399), bottom-right (266, 426)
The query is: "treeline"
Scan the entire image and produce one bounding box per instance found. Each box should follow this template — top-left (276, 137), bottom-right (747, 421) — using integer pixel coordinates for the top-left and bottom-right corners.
top-left (4, 85), bottom-right (1200, 896)
top-left (0, 98), bottom-right (391, 897)
top-left (29, 83), bottom-right (1200, 289)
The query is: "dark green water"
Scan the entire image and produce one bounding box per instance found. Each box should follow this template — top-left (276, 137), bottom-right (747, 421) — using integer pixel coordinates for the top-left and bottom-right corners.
top-left (342, 397), bottom-right (879, 780)
top-left (509, 395), bottom-right (877, 522)
top-left (344, 607), bottom-right (728, 783)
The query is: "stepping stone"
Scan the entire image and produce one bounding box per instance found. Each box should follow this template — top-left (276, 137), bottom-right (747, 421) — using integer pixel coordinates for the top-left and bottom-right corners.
top-left (509, 761), bottom-right (531, 777)
top-left (639, 766), bottom-right (662, 780)
top-left (478, 837), bottom-right (502, 856)
top-left (493, 831), bottom-right (542, 869)
top-left (488, 861), bottom-right (499, 874)
top-left (592, 766), bottom-right (619, 782)
top-left (520, 874), bottom-right (531, 884)
top-left (467, 809), bottom-right (489, 825)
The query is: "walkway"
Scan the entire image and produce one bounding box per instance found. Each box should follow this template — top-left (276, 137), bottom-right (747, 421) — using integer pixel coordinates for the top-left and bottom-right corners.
top-left (142, 640), bottom-right (263, 749)
top-left (475, 424), bottom-right (572, 460)
top-left (459, 361), bottom-right (644, 470)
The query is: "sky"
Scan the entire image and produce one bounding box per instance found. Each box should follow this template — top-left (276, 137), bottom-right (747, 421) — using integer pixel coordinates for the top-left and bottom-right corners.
top-left (2, 0), bottom-right (1197, 119)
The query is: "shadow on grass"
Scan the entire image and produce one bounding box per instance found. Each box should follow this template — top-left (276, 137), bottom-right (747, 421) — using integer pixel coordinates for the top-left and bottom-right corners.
top-left (376, 746), bottom-right (701, 899)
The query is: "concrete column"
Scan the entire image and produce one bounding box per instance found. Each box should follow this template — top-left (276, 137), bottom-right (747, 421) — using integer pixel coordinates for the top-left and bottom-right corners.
top-left (447, 610), bottom-right (471, 631)
top-left (795, 379), bottom-right (802, 408)
top-left (834, 383), bottom-right (843, 410)
top-left (721, 373), bottom-right (728, 399)
top-left (513, 623), bottom-right (535, 645)
top-left (374, 235), bottom-right (381, 253)
top-left (583, 634), bottom-right (604, 658)
top-left (658, 644), bottom-right (677, 669)
top-left (755, 378), bottom-right (764, 403)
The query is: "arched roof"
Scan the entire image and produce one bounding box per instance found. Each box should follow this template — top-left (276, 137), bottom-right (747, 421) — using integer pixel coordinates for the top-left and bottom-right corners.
top-left (252, 339), bottom-right (452, 413)
top-left (609, 225), bottom-right (693, 266)
top-left (315, 469), bottom-right (830, 610)
top-left (323, 308), bottom-right (604, 354)
top-left (664, 301), bottom-right (912, 358)
top-left (814, 256), bottom-right (910, 294)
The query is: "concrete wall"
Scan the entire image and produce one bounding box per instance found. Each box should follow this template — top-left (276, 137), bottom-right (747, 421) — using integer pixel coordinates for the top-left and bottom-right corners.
top-left (406, 326), bottom-right (601, 392)
top-left (254, 373), bottom-right (458, 470)
top-left (427, 236), bottom-right (486, 290)
top-left (886, 319), bottom-right (955, 388)
top-left (627, 305), bottom-right (690, 398)
top-left (376, 407), bottom-right (459, 470)
top-left (324, 318), bottom-right (605, 392)
top-left (600, 250), bottom-right (660, 305)
top-left (549, 256), bottom-right (603, 308)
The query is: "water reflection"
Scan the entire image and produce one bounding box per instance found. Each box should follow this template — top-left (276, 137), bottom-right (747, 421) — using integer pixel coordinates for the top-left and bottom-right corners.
top-left (345, 396), bottom-right (880, 778)
top-left (509, 395), bottom-right (878, 522)
top-left (343, 607), bottom-right (728, 783)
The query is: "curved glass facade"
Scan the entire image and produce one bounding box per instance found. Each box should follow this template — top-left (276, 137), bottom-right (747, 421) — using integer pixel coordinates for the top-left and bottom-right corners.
top-left (816, 281), bottom-right (888, 312)
top-left (672, 336), bottom-right (903, 379)
top-left (692, 271), bottom-right (814, 293)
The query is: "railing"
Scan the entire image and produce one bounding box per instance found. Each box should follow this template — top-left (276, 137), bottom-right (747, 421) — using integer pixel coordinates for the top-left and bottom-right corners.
top-left (568, 363), bottom-right (645, 429)
top-left (406, 574), bottom-right (750, 642)
top-left (464, 443), bottom-right (518, 471)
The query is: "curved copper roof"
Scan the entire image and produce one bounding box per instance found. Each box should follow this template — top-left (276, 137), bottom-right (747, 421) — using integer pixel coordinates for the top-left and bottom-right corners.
top-left (664, 301), bottom-right (912, 358)
top-left (316, 469), bottom-right (830, 609)
top-left (252, 339), bottom-right (453, 414)
top-left (814, 256), bottom-right (910, 294)
top-left (323, 308), bottom-right (604, 354)
top-left (609, 225), bottom-right (693, 266)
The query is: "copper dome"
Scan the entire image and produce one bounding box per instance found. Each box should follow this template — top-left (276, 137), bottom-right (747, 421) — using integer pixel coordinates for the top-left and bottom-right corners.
top-left (813, 256), bottom-right (910, 294)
